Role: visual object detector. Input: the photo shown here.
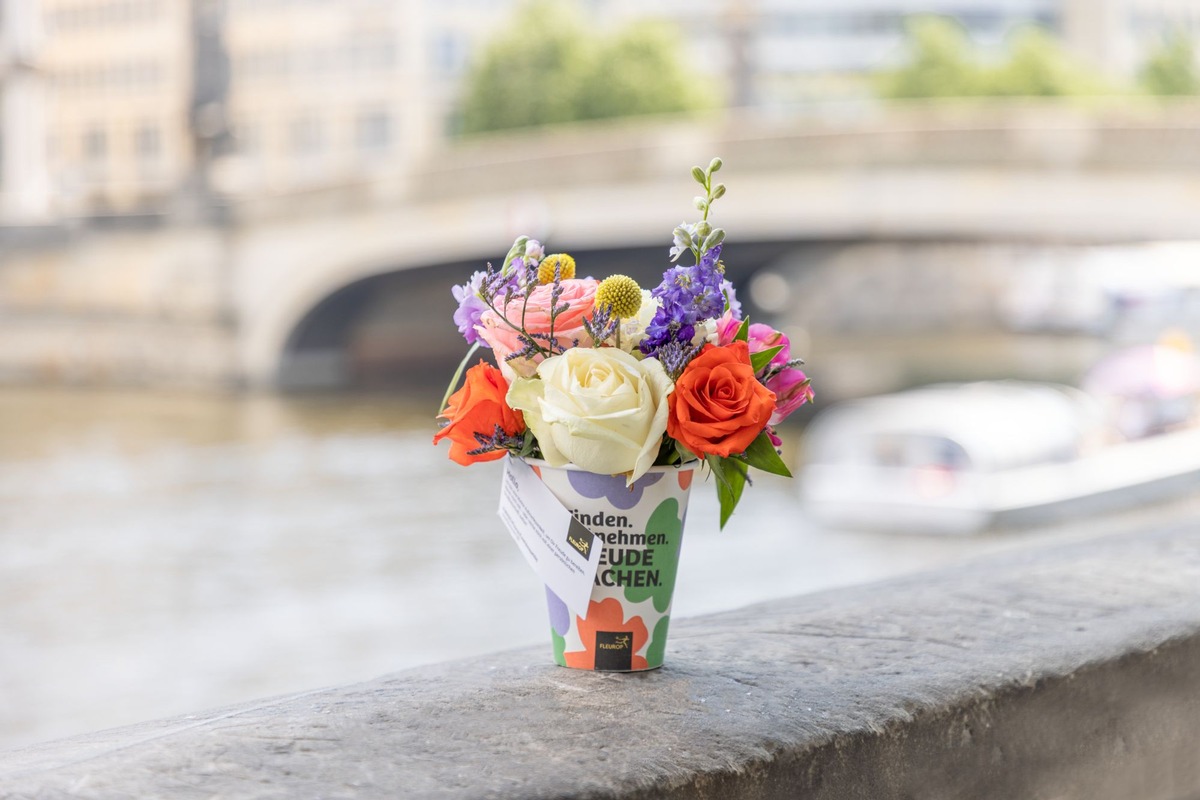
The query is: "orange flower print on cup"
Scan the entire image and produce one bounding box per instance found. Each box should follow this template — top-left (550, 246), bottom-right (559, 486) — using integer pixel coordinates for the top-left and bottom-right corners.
top-left (564, 598), bottom-right (649, 671)
top-left (667, 341), bottom-right (776, 457)
top-left (434, 361), bottom-right (525, 465)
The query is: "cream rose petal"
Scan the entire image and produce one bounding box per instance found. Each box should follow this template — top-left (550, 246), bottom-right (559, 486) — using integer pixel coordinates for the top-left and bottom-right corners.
top-left (505, 376), bottom-right (568, 467)
top-left (504, 349), bottom-right (674, 483)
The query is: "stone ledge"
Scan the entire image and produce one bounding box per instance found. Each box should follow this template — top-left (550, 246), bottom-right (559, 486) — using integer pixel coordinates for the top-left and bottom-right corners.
top-left (2, 525), bottom-right (1199, 799)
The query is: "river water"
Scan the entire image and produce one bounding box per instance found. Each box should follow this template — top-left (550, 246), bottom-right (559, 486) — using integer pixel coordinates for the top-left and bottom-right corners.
top-left (0, 387), bottom-right (1184, 749)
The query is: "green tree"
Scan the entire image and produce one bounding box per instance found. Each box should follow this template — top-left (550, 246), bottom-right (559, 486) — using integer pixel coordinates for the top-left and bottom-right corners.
top-left (573, 21), bottom-right (700, 121)
top-left (1141, 32), bottom-right (1200, 95)
top-left (876, 16), bottom-right (984, 99)
top-left (985, 27), bottom-right (1108, 96)
top-left (877, 15), bottom-right (1112, 100)
top-left (459, 0), bottom-right (703, 135)
top-left (459, 0), bottom-right (589, 134)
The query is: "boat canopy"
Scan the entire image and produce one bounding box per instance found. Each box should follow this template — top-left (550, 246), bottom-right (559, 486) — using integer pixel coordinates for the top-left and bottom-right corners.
top-left (804, 381), bottom-right (1101, 473)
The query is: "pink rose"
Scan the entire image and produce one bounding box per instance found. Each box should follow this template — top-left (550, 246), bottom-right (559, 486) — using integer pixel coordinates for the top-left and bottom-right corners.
top-left (476, 278), bottom-right (599, 378)
top-left (766, 367), bottom-right (813, 425)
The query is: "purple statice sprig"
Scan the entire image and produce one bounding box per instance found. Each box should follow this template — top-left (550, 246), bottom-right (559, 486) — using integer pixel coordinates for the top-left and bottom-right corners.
top-left (466, 425), bottom-right (539, 459)
top-left (477, 248), bottom-right (572, 364)
top-left (758, 356), bottom-right (806, 384)
top-left (582, 302), bottom-right (619, 346)
top-left (655, 339), bottom-right (704, 381)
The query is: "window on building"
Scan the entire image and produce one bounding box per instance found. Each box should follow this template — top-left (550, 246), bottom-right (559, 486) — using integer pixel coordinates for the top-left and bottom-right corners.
top-left (290, 114), bottom-right (323, 155)
top-left (434, 32), bottom-right (465, 74)
top-left (355, 109), bottom-right (391, 154)
top-left (84, 127), bottom-right (107, 162)
top-left (231, 120), bottom-right (259, 154)
top-left (135, 124), bottom-right (161, 160)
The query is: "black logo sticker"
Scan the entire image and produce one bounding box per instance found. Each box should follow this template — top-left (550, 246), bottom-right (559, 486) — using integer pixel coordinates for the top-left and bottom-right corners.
top-left (566, 516), bottom-right (594, 559)
top-left (594, 630), bottom-right (633, 671)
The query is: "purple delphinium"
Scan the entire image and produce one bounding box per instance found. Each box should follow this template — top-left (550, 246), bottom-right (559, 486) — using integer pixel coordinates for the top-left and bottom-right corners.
top-left (659, 245), bottom-right (724, 324)
top-left (640, 244), bottom-right (725, 358)
top-left (720, 277), bottom-right (742, 319)
top-left (640, 306), bottom-right (694, 357)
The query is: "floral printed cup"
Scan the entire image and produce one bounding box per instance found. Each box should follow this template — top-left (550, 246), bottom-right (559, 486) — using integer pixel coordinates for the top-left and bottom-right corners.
top-left (527, 459), bottom-right (697, 671)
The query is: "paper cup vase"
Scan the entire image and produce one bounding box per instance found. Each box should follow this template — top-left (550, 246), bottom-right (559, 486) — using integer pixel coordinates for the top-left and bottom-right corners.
top-left (526, 460), bottom-right (697, 672)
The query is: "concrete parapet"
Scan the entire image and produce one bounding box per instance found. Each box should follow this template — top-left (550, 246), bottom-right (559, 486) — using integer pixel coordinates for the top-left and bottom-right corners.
top-left (2, 525), bottom-right (1198, 799)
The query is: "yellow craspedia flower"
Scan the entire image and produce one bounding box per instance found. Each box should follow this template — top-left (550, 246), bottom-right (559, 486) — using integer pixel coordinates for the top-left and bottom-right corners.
top-left (595, 274), bottom-right (643, 318)
top-left (538, 253), bottom-right (576, 284)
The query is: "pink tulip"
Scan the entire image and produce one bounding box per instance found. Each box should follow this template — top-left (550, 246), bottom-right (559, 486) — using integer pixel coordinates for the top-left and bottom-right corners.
top-left (766, 367), bottom-right (814, 425)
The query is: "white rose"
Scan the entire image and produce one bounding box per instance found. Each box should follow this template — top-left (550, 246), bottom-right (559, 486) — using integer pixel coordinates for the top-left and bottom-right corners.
top-left (507, 347), bottom-right (674, 484)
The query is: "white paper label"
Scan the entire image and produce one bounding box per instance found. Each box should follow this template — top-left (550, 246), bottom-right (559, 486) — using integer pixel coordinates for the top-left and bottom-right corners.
top-left (498, 458), bottom-right (603, 617)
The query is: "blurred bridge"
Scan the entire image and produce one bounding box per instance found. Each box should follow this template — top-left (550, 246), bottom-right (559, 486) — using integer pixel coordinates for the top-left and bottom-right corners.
top-left (4, 102), bottom-right (1200, 391)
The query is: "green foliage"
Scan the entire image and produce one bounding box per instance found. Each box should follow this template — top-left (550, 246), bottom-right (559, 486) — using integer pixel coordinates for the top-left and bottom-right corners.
top-left (1140, 32), bottom-right (1200, 95)
top-left (985, 27), bottom-right (1109, 96)
top-left (460, 0), bottom-right (704, 135)
top-left (572, 21), bottom-right (701, 121)
top-left (876, 16), bottom-right (983, 98)
top-left (877, 15), bottom-right (1113, 100)
top-left (459, 0), bottom-right (588, 134)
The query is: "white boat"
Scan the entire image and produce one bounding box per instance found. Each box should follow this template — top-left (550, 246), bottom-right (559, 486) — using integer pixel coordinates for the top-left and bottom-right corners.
top-left (799, 377), bottom-right (1200, 534)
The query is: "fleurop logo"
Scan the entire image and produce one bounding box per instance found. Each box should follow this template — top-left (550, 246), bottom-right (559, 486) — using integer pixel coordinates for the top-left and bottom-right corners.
top-left (594, 631), bottom-right (633, 671)
top-left (566, 516), bottom-right (595, 559)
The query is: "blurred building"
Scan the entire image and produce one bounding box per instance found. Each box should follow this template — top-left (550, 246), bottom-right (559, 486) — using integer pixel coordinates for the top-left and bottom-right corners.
top-left (0, 0), bottom-right (52, 222)
top-left (40, 0), bottom-right (192, 215)
top-left (690, 0), bottom-right (1200, 107)
top-left (16, 0), bottom-right (1200, 218)
top-left (218, 0), bottom-right (423, 196)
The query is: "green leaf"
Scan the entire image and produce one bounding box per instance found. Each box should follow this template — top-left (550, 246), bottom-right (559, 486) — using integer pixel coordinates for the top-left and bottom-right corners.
top-left (675, 441), bottom-right (698, 465)
top-left (715, 456), bottom-right (748, 529)
top-left (734, 318), bottom-right (750, 343)
top-left (437, 342), bottom-right (481, 415)
top-left (517, 430), bottom-right (538, 458)
top-left (705, 453), bottom-right (730, 491)
top-left (750, 345), bottom-right (784, 373)
top-left (742, 431), bottom-right (793, 478)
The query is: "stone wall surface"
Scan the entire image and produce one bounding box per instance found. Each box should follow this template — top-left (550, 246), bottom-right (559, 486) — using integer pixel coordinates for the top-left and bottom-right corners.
top-left (1, 524), bottom-right (1198, 799)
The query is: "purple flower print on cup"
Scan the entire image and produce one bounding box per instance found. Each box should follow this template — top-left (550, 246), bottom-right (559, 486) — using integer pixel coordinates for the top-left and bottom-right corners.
top-left (567, 469), bottom-right (664, 510)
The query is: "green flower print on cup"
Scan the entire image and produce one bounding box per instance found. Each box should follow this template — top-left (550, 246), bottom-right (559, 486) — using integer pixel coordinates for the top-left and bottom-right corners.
top-left (623, 498), bottom-right (684, 613)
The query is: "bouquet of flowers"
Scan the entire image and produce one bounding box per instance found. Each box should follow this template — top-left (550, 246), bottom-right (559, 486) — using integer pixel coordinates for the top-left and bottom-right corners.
top-left (434, 158), bottom-right (813, 528)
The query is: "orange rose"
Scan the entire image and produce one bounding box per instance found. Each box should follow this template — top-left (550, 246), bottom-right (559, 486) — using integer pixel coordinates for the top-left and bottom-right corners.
top-left (667, 342), bottom-right (776, 458)
top-left (434, 361), bottom-right (525, 465)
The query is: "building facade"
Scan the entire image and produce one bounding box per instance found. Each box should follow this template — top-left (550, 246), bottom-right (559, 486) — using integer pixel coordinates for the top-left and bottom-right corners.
top-left (16, 0), bottom-right (1200, 218)
top-left (40, 0), bottom-right (192, 215)
top-left (1, 0), bottom-right (51, 222)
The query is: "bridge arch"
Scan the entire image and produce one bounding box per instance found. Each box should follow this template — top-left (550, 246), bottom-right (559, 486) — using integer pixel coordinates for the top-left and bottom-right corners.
top-left (231, 106), bottom-right (1200, 391)
top-left (241, 233), bottom-right (817, 392)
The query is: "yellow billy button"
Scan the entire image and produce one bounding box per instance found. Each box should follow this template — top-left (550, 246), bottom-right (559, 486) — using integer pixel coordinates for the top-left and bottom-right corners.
top-left (595, 274), bottom-right (642, 319)
top-left (538, 253), bottom-right (576, 285)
